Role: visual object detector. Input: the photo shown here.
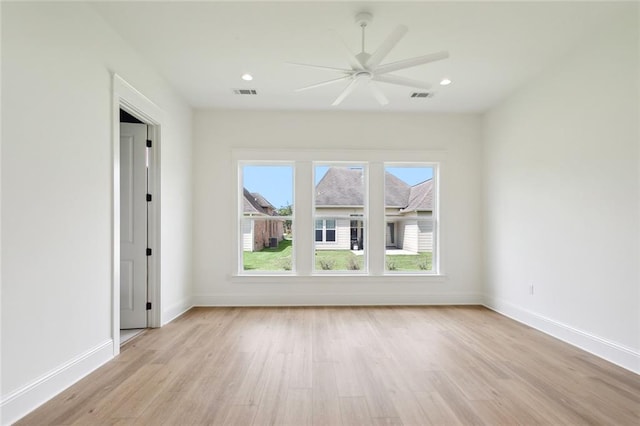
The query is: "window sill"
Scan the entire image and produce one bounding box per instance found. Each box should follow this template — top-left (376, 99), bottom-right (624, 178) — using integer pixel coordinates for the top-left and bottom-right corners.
top-left (230, 274), bottom-right (447, 284)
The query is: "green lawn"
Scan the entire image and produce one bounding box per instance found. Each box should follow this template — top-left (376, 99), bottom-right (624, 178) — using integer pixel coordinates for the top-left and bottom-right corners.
top-left (243, 242), bottom-right (432, 272)
top-left (315, 250), bottom-right (364, 271)
top-left (385, 252), bottom-right (432, 272)
top-left (243, 239), bottom-right (292, 271)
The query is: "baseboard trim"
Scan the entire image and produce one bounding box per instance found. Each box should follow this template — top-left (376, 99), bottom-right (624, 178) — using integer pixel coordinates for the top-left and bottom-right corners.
top-left (0, 340), bottom-right (113, 426)
top-left (163, 297), bottom-right (194, 325)
top-left (193, 292), bottom-right (483, 307)
top-left (484, 297), bottom-right (640, 375)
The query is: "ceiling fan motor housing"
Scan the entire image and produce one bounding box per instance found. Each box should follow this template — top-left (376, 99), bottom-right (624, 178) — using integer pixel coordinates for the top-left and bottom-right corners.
top-left (355, 11), bottom-right (373, 27)
top-left (356, 52), bottom-right (371, 67)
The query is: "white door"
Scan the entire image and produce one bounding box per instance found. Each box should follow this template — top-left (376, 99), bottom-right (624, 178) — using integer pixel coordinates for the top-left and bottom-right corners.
top-left (120, 122), bottom-right (148, 329)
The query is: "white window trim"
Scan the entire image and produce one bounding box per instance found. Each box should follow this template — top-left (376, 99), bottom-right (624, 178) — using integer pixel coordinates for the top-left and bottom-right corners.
top-left (383, 162), bottom-right (439, 275)
top-left (313, 162), bottom-right (368, 274)
top-left (233, 149), bottom-right (446, 279)
top-left (237, 161), bottom-right (296, 275)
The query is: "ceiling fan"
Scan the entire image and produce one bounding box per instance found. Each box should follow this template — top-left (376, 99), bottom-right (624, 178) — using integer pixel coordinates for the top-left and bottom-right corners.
top-left (291, 12), bottom-right (449, 106)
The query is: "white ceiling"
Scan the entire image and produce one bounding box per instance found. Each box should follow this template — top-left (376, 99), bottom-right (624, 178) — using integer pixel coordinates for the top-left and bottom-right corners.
top-left (93, 1), bottom-right (625, 112)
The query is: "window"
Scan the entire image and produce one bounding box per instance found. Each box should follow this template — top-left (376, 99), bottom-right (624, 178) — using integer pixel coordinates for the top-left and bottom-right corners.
top-left (384, 165), bottom-right (436, 273)
top-left (314, 164), bottom-right (366, 273)
top-left (235, 154), bottom-right (438, 276)
top-left (315, 219), bottom-right (336, 242)
top-left (239, 164), bottom-right (293, 273)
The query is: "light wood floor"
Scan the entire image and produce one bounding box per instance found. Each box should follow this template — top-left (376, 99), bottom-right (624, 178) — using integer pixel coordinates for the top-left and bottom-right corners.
top-left (18, 306), bottom-right (640, 425)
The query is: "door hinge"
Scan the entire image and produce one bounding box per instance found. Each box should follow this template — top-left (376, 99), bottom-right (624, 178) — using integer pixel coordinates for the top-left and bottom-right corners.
top-left (146, 139), bottom-right (152, 148)
top-left (146, 193), bottom-right (152, 202)
top-left (146, 302), bottom-right (152, 310)
top-left (146, 248), bottom-right (152, 256)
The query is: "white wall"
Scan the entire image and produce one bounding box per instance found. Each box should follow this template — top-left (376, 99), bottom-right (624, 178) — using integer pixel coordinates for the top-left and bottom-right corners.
top-left (483, 8), bottom-right (639, 373)
top-left (193, 110), bottom-right (483, 305)
top-left (1, 3), bottom-right (193, 423)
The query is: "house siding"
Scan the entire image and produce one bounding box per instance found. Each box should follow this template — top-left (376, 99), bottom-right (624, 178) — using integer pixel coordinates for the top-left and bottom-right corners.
top-left (243, 218), bottom-right (284, 252)
top-left (401, 221), bottom-right (419, 252)
top-left (242, 220), bottom-right (253, 251)
top-left (391, 214), bottom-right (433, 253)
top-left (418, 220), bottom-right (433, 252)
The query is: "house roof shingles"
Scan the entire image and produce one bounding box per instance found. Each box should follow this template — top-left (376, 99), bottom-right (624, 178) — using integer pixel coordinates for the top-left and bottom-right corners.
top-left (243, 188), bottom-right (273, 215)
top-left (315, 167), bottom-right (432, 211)
top-left (250, 192), bottom-right (275, 210)
top-left (315, 167), bottom-right (365, 206)
top-left (400, 179), bottom-right (433, 213)
top-left (384, 172), bottom-right (411, 207)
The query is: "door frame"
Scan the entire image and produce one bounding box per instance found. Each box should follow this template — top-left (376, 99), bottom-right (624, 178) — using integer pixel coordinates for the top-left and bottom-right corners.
top-left (112, 74), bottom-right (162, 355)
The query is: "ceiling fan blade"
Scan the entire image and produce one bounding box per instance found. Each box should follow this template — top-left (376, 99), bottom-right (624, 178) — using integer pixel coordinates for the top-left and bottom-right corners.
top-left (331, 30), bottom-right (364, 69)
top-left (366, 25), bottom-right (408, 69)
top-left (373, 74), bottom-right (431, 90)
top-left (332, 77), bottom-right (360, 106)
top-left (287, 62), bottom-right (352, 73)
top-left (375, 51), bottom-right (449, 75)
top-left (368, 82), bottom-right (389, 106)
top-left (296, 75), bottom-right (351, 92)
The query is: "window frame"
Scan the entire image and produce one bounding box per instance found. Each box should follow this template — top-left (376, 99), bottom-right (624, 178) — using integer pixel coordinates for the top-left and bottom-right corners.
top-left (232, 150), bottom-right (443, 279)
top-left (238, 161), bottom-right (296, 275)
top-left (312, 162), bottom-right (368, 274)
top-left (383, 162), bottom-right (439, 275)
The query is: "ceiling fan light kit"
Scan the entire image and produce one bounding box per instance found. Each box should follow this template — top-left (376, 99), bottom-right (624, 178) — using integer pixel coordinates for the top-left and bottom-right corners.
top-left (291, 12), bottom-right (450, 106)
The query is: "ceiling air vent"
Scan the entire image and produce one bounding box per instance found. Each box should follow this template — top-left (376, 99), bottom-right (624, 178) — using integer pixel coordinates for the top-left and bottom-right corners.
top-left (410, 92), bottom-right (433, 98)
top-left (233, 89), bottom-right (257, 95)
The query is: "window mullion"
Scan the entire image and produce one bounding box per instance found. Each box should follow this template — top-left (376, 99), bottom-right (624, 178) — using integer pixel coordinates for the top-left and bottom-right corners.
top-left (368, 162), bottom-right (385, 275)
top-left (295, 161), bottom-right (313, 275)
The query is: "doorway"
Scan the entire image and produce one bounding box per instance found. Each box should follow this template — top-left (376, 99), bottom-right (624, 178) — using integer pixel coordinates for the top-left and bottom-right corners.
top-left (113, 74), bottom-right (162, 354)
top-left (386, 222), bottom-right (396, 247)
top-left (350, 219), bottom-right (363, 250)
top-left (119, 115), bottom-right (149, 330)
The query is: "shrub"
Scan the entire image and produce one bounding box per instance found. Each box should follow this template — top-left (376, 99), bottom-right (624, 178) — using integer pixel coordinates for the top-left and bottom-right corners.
top-left (346, 257), bottom-right (361, 270)
top-left (417, 260), bottom-right (430, 270)
top-left (281, 257), bottom-right (292, 271)
top-left (386, 260), bottom-right (397, 271)
top-left (319, 259), bottom-right (335, 270)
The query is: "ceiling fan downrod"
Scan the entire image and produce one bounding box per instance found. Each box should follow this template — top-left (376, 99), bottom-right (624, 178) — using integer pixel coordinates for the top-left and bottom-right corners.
top-left (355, 12), bottom-right (373, 54)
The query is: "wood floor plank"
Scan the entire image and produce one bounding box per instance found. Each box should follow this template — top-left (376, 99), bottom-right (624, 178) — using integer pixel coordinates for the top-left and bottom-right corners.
top-left (252, 353), bottom-right (289, 426)
top-left (414, 391), bottom-right (464, 426)
top-left (311, 361), bottom-right (341, 425)
top-left (16, 306), bottom-right (640, 426)
top-left (276, 388), bottom-right (312, 426)
top-left (339, 396), bottom-right (372, 425)
top-left (425, 371), bottom-right (486, 425)
top-left (216, 404), bottom-right (257, 426)
top-left (72, 364), bottom-right (167, 424)
top-left (390, 392), bottom-right (429, 426)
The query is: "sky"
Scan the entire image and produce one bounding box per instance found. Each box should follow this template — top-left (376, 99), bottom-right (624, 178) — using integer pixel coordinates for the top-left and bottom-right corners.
top-left (242, 165), bottom-right (433, 209)
top-left (243, 166), bottom-right (293, 210)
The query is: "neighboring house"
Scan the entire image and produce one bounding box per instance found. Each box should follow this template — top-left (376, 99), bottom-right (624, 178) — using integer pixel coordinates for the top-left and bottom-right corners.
top-left (242, 188), bottom-right (284, 252)
top-left (315, 167), bottom-right (433, 252)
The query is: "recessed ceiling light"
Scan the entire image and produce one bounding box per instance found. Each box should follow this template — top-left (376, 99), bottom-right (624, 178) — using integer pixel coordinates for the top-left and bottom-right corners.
top-left (241, 73), bottom-right (253, 81)
top-left (440, 78), bottom-right (452, 86)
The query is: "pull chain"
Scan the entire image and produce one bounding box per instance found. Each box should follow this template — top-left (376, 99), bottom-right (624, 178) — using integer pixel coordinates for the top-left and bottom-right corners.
top-left (361, 23), bottom-right (366, 53)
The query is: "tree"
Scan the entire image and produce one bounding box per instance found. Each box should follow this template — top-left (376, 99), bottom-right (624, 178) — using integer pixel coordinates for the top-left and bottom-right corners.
top-left (277, 203), bottom-right (293, 237)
